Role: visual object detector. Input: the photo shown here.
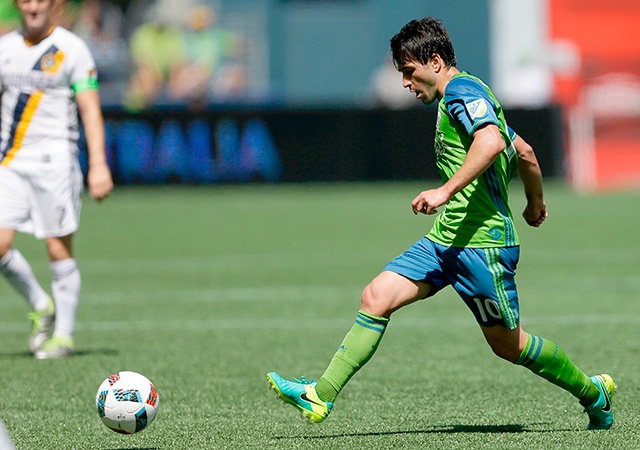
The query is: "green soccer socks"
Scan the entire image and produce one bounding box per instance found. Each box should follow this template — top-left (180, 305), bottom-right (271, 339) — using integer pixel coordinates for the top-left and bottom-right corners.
top-left (315, 310), bottom-right (389, 402)
top-left (515, 333), bottom-right (600, 405)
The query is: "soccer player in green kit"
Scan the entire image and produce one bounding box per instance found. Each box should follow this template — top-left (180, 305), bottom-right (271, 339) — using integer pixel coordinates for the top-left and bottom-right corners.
top-left (267, 17), bottom-right (614, 430)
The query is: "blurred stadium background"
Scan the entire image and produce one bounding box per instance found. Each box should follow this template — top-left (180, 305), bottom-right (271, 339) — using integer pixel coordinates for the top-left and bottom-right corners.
top-left (1, 0), bottom-right (639, 190)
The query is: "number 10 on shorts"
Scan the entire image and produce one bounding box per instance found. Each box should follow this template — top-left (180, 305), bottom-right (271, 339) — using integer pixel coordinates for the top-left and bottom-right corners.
top-left (473, 297), bottom-right (503, 323)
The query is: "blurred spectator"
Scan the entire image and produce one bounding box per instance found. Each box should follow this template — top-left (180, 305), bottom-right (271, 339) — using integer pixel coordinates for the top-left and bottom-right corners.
top-left (175, 4), bottom-right (248, 109)
top-left (72, 0), bottom-right (129, 102)
top-left (121, 0), bottom-right (157, 41)
top-left (125, 4), bottom-right (189, 111)
top-left (0, 1), bottom-right (20, 35)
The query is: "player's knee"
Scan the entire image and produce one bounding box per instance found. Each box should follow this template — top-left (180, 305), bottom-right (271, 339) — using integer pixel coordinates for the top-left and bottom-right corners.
top-left (360, 282), bottom-right (390, 316)
top-left (360, 283), bottom-right (376, 310)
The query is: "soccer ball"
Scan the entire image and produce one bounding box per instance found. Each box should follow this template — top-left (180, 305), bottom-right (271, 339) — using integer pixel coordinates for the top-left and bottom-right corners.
top-left (95, 371), bottom-right (159, 434)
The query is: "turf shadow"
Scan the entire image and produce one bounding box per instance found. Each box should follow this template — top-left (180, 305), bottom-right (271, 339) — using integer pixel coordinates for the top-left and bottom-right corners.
top-left (274, 423), bottom-right (577, 440)
top-left (104, 447), bottom-right (161, 450)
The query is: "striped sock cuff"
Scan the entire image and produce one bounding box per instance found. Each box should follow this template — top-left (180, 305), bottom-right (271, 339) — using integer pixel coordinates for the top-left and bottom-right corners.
top-left (514, 333), bottom-right (543, 367)
top-left (50, 259), bottom-right (78, 280)
top-left (356, 310), bottom-right (389, 334)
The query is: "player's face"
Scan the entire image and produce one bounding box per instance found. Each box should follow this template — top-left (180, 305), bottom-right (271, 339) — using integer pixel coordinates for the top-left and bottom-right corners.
top-left (15, 0), bottom-right (53, 36)
top-left (397, 58), bottom-right (439, 105)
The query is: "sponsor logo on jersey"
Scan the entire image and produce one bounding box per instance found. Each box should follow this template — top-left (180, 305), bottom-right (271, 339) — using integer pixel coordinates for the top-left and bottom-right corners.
top-left (466, 98), bottom-right (488, 119)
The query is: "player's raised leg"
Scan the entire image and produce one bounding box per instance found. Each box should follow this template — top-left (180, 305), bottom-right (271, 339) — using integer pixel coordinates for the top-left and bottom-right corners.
top-left (266, 309), bottom-right (388, 423)
top-left (267, 271), bottom-right (428, 422)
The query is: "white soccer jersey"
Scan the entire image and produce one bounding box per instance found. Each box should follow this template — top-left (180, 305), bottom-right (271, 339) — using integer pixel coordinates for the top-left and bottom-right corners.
top-left (0, 26), bottom-right (98, 170)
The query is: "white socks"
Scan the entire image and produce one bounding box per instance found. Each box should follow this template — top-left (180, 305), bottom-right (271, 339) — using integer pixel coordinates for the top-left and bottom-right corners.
top-left (1, 250), bottom-right (81, 340)
top-left (0, 249), bottom-right (50, 311)
top-left (50, 259), bottom-right (81, 340)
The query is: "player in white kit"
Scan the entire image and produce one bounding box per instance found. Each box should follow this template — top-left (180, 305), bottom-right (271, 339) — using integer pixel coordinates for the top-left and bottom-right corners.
top-left (0, 0), bottom-right (113, 359)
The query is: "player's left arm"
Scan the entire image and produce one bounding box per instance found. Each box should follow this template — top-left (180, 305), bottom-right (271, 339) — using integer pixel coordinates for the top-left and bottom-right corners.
top-left (76, 89), bottom-right (113, 202)
top-left (412, 123), bottom-right (504, 214)
top-left (513, 134), bottom-right (547, 227)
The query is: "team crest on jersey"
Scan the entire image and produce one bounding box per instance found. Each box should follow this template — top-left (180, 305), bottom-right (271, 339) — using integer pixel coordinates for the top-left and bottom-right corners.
top-left (38, 48), bottom-right (65, 74)
top-left (488, 226), bottom-right (503, 240)
top-left (466, 98), bottom-right (488, 119)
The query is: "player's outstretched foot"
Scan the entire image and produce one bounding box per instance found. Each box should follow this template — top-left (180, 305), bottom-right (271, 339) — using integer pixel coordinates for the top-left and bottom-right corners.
top-left (584, 374), bottom-right (615, 430)
top-left (34, 336), bottom-right (74, 360)
top-left (28, 298), bottom-right (55, 354)
top-left (266, 372), bottom-right (333, 423)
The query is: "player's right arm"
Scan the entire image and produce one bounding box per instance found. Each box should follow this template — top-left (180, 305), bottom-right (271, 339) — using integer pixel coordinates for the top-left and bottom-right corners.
top-left (513, 134), bottom-right (547, 227)
top-left (412, 123), bottom-right (505, 215)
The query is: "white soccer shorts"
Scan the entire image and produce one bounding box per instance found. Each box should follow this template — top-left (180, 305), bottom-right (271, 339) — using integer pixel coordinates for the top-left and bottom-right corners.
top-left (0, 162), bottom-right (83, 239)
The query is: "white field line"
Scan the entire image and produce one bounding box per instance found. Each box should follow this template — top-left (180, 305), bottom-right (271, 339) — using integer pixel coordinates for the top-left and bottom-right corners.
top-left (0, 313), bottom-right (639, 334)
top-left (0, 284), bottom-right (364, 306)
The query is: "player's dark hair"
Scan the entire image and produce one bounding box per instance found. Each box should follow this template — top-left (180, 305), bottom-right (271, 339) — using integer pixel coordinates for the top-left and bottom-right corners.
top-left (390, 17), bottom-right (457, 68)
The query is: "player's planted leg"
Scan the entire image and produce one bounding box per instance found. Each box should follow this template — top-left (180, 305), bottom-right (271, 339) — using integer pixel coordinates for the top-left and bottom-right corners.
top-left (35, 258), bottom-right (80, 359)
top-left (584, 374), bottom-right (615, 430)
top-left (514, 333), bottom-right (614, 429)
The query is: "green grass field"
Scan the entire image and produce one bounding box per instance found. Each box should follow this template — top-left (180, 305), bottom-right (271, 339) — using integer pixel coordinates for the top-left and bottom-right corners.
top-left (1, 181), bottom-right (639, 449)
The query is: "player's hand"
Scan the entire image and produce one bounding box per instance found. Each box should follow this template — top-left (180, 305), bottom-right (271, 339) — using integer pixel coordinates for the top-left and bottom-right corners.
top-left (411, 188), bottom-right (449, 215)
top-left (522, 200), bottom-right (548, 227)
top-left (88, 162), bottom-right (114, 202)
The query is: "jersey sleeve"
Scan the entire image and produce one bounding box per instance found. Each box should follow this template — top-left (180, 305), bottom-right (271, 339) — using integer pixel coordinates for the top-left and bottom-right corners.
top-left (68, 38), bottom-right (99, 93)
top-left (443, 76), bottom-right (501, 138)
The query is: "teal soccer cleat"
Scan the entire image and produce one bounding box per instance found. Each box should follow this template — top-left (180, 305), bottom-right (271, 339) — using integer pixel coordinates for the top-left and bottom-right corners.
top-left (266, 372), bottom-right (333, 423)
top-left (584, 374), bottom-right (615, 430)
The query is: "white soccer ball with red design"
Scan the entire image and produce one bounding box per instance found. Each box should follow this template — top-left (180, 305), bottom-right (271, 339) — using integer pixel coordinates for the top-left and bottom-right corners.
top-left (95, 371), bottom-right (159, 434)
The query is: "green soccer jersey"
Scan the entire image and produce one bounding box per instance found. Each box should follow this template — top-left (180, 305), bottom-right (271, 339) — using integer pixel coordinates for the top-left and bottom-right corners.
top-left (427, 72), bottom-right (519, 248)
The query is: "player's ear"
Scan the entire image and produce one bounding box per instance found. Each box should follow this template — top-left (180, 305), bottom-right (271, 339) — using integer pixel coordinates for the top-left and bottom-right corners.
top-left (429, 54), bottom-right (442, 72)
